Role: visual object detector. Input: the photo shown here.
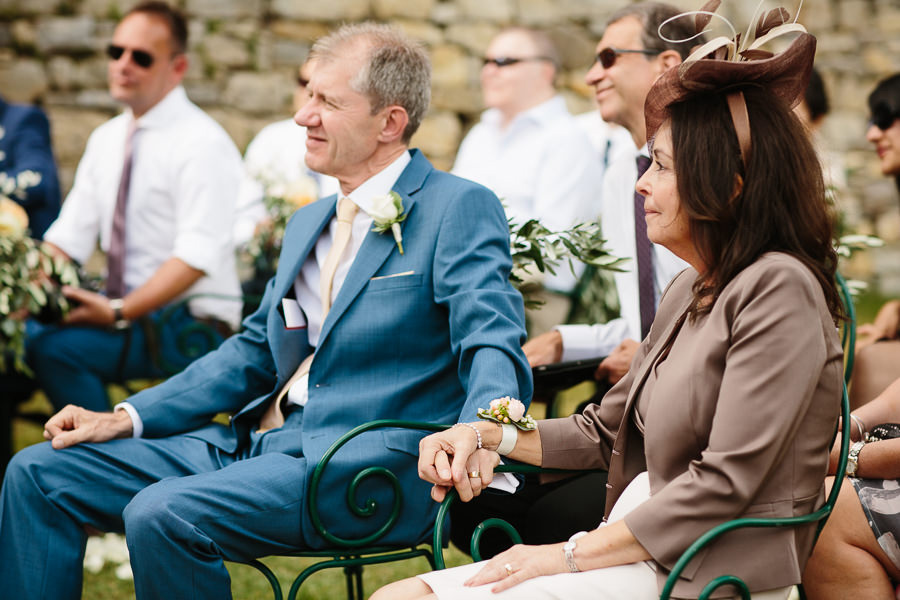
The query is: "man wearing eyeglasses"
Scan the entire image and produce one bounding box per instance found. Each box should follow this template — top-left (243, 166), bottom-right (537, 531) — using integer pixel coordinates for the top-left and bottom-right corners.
top-left (16, 1), bottom-right (243, 413)
top-left (451, 27), bottom-right (602, 336)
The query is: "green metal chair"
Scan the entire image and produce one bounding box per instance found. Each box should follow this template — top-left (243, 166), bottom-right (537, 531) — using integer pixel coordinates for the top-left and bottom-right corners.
top-left (240, 419), bottom-right (453, 600)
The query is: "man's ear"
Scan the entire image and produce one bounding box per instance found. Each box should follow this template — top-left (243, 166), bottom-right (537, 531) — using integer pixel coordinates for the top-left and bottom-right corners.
top-left (656, 50), bottom-right (682, 75)
top-left (378, 106), bottom-right (409, 144)
top-left (171, 53), bottom-right (189, 83)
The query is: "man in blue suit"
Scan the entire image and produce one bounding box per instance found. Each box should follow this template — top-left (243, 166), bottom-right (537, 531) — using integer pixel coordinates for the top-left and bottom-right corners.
top-left (0, 95), bottom-right (61, 239)
top-left (0, 23), bottom-right (532, 599)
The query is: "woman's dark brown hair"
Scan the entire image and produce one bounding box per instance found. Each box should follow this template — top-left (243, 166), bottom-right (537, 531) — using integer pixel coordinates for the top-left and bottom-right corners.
top-left (665, 84), bottom-right (843, 321)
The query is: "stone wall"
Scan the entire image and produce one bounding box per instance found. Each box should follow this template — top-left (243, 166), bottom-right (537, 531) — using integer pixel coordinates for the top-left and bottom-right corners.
top-left (2, 0), bottom-right (900, 289)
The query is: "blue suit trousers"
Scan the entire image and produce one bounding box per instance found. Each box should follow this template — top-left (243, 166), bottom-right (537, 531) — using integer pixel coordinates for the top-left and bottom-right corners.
top-left (0, 410), bottom-right (312, 600)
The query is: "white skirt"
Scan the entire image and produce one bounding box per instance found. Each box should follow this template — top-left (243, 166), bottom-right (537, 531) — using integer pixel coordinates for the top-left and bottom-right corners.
top-left (419, 472), bottom-right (794, 600)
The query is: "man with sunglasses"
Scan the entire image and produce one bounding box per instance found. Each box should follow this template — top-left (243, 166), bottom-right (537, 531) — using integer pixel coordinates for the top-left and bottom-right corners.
top-left (451, 27), bottom-right (602, 336)
top-left (450, 1), bottom-right (703, 561)
top-left (15, 1), bottom-right (243, 413)
top-left (525, 2), bottom-right (697, 385)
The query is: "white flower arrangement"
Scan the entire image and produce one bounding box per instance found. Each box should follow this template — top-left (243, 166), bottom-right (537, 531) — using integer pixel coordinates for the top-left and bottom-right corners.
top-left (241, 172), bottom-right (320, 276)
top-left (369, 191), bottom-right (406, 254)
top-left (478, 396), bottom-right (537, 431)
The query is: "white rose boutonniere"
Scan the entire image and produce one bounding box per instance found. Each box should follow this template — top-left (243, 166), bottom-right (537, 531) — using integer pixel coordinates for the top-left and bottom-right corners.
top-left (369, 191), bottom-right (406, 254)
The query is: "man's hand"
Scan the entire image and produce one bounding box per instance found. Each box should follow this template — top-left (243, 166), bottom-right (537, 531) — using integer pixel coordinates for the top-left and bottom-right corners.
top-left (61, 286), bottom-right (115, 326)
top-left (594, 338), bottom-right (639, 384)
top-left (857, 300), bottom-right (900, 350)
top-left (43, 405), bottom-right (134, 449)
top-left (522, 330), bottom-right (563, 367)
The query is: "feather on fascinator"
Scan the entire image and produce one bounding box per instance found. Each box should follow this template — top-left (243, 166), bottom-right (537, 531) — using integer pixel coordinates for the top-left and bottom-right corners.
top-left (644, 0), bottom-right (816, 166)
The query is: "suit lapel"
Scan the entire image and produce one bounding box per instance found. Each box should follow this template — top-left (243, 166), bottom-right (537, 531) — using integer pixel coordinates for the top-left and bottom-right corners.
top-left (272, 195), bottom-right (337, 301)
top-left (317, 150), bottom-right (431, 349)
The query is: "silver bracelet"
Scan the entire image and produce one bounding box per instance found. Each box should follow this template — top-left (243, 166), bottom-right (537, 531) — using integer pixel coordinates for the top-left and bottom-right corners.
top-left (850, 414), bottom-right (867, 442)
top-left (454, 422), bottom-right (482, 449)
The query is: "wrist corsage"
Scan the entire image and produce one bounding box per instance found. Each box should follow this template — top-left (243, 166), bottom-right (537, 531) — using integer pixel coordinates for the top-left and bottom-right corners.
top-left (477, 396), bottom-right (536, 431)
top-left (369, 191), bottom-right (406, 254)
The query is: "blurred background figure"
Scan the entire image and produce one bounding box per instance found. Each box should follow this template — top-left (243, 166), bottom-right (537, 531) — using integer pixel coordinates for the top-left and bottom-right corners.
top-left (849, 73), bottom-right (900, 409)
top-left (793, 67), bottom-right (848, 193)
top-left (0, 95), bottom-right (61, 240)
top-left (451, 27), bottom-right (602, 335)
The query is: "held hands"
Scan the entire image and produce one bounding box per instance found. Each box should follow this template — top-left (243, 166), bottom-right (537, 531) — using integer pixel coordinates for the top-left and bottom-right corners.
top-left (464, 543), bottom-right (568, 593)
top-left (595, 338), bottom-right (639, 385)
top-left (61, 286), bottom-right (116, 326)
top-left (418, 425), bottom-right (500, 503)
top-left (43, 405), bottom-right (133, 449)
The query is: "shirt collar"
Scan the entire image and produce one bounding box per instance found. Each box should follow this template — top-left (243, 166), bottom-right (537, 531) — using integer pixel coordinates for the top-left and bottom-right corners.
top-left (128, 86), bottom-right (189, 130)
top-left (482, 95), bottom-right (568, 130)
top-left (346, 150), bottom-right (411, 216)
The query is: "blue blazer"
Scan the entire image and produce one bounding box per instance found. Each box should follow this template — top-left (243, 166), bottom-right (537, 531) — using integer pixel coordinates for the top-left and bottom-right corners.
top-left (129, 150), bottom-right (532, 548)
top-left (0, 97), bottom-right (61, 239)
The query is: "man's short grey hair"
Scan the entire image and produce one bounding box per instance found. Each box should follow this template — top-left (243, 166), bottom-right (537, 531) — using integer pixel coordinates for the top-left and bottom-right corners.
top-left (311, 23), bottom-right (431, 143)
top-left (606, 2), bottom-right (703, 60)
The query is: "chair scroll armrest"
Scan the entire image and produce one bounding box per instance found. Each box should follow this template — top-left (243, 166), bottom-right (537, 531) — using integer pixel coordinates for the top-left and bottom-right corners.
top-left (307, 419), bottom-right (450, 549)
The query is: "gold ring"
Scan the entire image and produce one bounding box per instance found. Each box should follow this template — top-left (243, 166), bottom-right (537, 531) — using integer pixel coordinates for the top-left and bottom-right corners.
top-left (504, 563), bottom-right (514, 577)
top-left (468, 470), bottom-right (481, 479)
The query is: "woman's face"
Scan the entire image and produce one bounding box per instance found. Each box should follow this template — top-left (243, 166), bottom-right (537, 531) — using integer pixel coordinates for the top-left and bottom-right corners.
top-left (867, 116), bottom-right (900, 177)
top-left (636, 121), bottom-right (699, 268)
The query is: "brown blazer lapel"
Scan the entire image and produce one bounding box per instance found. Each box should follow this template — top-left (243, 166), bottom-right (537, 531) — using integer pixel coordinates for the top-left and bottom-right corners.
top-left (604, 302), bottom-right (692, 516)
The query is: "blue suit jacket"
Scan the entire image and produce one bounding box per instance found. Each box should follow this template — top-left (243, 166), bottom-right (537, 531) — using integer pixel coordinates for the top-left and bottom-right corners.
top-left (128, 150), bottom-right (532, 548)
top-left (0, 97), bottom-right (61, 239)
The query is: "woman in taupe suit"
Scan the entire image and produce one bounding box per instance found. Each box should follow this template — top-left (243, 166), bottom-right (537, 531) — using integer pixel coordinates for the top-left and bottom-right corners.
top-left (374, 7), bottom-right (845, 600)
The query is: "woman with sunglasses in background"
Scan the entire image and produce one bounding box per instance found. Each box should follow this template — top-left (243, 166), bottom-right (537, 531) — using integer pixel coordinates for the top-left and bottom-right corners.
top-left (848, 74), bottom-right (900, 410)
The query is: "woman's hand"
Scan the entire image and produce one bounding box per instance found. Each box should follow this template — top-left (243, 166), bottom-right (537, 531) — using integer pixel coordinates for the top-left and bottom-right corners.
top-left (464, 543), bottom-right (568, 593)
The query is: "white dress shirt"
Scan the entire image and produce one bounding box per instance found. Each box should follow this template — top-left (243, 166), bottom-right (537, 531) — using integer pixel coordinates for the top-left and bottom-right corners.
top-left (233, 118), bottom-right (340, 246)
top-left (45, 86), bottom-right (243, 328)
top-left (451, 96), bottom-right (603, 293)
top-left (557, 144), bottom-right (688, 360)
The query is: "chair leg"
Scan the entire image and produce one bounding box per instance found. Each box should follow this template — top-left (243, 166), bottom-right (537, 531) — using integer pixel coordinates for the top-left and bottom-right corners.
top-left (342, 563), bottom-right (364, 600)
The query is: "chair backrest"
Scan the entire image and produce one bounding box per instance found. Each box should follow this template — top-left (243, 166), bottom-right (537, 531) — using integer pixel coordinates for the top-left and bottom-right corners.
top-left (836, 272), bottom-right (856, 384)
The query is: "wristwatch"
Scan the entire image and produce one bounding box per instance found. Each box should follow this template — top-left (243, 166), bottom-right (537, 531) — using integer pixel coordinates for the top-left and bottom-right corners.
top-left (108, 298), bottom-right (130, 330)
top-left (563, 530), bottom-right (588, 572)
top-left (846, 440), bottom-right (866, 477)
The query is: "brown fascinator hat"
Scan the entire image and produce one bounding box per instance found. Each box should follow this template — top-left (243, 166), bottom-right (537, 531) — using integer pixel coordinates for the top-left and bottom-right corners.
top-left (644, 0), bottom-right (816, 166)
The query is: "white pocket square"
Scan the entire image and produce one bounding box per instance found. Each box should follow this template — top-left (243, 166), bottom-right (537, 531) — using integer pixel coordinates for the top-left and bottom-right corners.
top-left (370, 270), bottom-right (415, 281)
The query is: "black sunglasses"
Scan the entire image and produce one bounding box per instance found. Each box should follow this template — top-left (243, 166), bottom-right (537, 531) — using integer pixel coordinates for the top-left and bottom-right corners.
top-left (106, 44), bottom-right (155, 69)
top-left (297, 75), bottom-right (310, 87)
top-left (482, 56), bottom-right (553, 68)
top-left (595, 47), bottom-right (661, 69)
top-left (870, 102), bottom-right (900, 131)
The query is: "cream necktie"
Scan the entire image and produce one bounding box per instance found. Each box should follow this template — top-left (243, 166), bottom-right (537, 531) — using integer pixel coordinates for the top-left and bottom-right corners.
top-left (258, 197), bottom-right (359, 432)
top-left (320, 197), bottom-right (359, 318)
